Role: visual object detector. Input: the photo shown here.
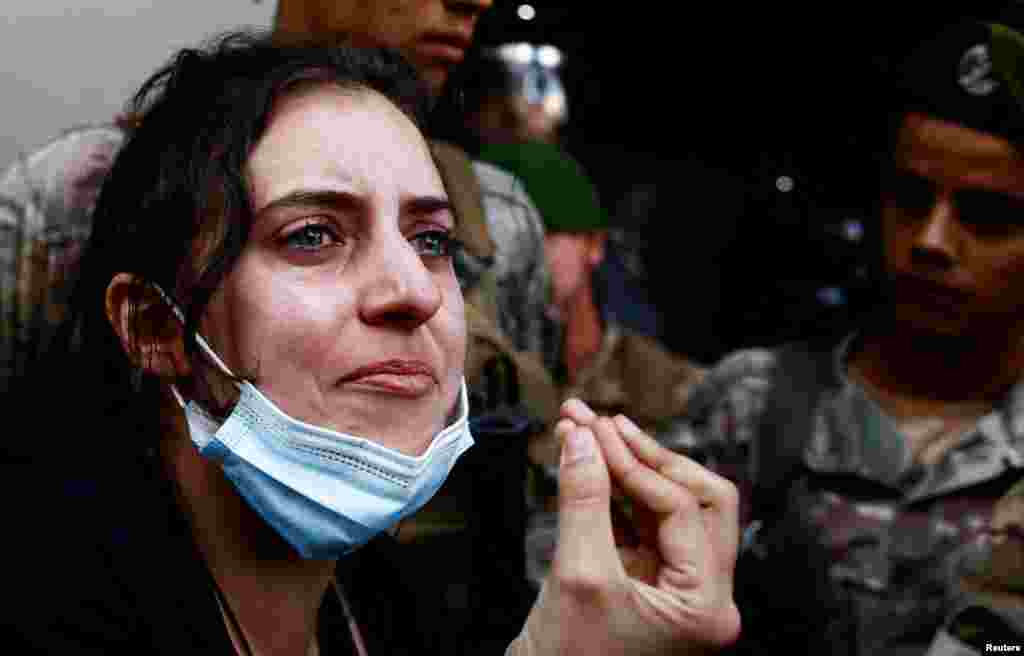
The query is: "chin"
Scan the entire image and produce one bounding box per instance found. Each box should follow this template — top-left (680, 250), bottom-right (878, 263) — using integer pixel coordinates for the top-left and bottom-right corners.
top-left (390, 428), bottom-right (441, 457)
top-left (382, 408), bottom-right (455, 457)
top-left (892, 306), bottom-right (971, 339)
top-left (419, 67), bottom-right (448, 98)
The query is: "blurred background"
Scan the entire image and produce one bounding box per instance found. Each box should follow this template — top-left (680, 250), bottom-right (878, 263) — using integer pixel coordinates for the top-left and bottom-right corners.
top-left (0, 0), bottom-right (276, 169)
top-left (1, 1), bottom-right (1016, 365)
top-left (453, 1), bottom-right (1024, 363)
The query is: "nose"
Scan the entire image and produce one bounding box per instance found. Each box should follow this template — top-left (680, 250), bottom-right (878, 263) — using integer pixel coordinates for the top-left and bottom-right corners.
top-left (359, 234), bottom-right (444, 331)
top-left (445, 0), bottom-right (494, 21)
top-left (910, 192), bottom-right (960, 271)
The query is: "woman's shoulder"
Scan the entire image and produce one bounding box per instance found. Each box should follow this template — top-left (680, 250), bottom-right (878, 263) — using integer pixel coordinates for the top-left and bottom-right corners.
top-left (0, 454), bottom-right (226, 653)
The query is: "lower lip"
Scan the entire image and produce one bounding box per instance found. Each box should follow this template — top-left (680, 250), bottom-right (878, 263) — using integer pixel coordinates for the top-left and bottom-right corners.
top-left (416, 42), bottom-right (465, 64)
top-left (344, 373), bottom-right (435, 398)
top-left (897, 283), bottom-right (966, 314)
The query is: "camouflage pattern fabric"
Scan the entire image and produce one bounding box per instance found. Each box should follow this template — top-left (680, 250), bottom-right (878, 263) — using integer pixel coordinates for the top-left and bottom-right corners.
top-left (527, 323), bottom-right (706, 471)
top-left (0, 126), bottom-right (123, 391)
top-left (428, 140), bottom-right (559, 377)
top-left (659, 337), bottom-right (1024, 655)
top-left (471, 159), bottom-right (559, 372)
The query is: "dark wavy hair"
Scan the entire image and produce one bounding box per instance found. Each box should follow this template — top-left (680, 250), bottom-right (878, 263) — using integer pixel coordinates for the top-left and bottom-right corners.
top-left (26, 31), bottom-right (431, 455)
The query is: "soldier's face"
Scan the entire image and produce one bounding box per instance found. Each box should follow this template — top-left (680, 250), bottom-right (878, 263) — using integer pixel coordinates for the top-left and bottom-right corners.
top-left (880, 112), bottom-right (1024, 338)
top-left (284, 0), bottom-right (494, 96)
top-left (545, 231), bottom-right (605, 316)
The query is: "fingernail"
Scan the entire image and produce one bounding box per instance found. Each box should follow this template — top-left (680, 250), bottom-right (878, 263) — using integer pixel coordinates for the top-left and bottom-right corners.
top-left (561, 427), bottom-right (596, 467)
top-left (562, 397), bottom-right (597, 423)
top-left (554, 418), bottom-right (576, 440)
top-left (614, 414), bottom-right (640, 435)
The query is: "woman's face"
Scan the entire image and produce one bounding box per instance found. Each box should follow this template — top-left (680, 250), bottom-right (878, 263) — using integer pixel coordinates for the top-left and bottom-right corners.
top-left (199, 84), bottom-right (465, 456)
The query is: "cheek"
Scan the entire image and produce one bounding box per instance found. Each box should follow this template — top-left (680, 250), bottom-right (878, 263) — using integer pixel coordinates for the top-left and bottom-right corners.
top-left (376, 1), bottom-right (432, 45)
top-left (214, 264), bottom-right (359, 380)
top-left (545, 239), bottom-right (577, 275)
top-left (546, 242), bottom-right (587, 297)
top-left (968, 243), bottom-right (1024, 301)
top-left (264, 294), bottom-right (348, 367)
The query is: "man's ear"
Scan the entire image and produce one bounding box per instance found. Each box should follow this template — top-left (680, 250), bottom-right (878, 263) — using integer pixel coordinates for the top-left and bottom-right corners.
top-left (586, 231), bottom-right (608, 268)
top-left (105, 273), bottom-right (192, 378)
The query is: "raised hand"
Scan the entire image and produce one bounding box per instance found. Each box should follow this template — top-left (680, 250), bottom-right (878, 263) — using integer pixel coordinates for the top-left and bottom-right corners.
top-left (509, 399), bottom-right (741, 655)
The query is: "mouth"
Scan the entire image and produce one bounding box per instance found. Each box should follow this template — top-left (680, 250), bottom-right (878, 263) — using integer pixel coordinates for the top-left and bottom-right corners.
top-left (891, 274), bottom-right (971, 315)
top-left (415, 32), bottom-right (472, 64)
top-left (338, 359), bottom-right (438, 398)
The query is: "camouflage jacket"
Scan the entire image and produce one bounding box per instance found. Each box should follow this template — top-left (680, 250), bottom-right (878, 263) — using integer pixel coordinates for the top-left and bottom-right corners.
top-left (659, 336), bottom-right (1024, 655)
top-left (471, 159), bottom-right (559, 372)
top-left (0, 126), bottom-right (123, 390)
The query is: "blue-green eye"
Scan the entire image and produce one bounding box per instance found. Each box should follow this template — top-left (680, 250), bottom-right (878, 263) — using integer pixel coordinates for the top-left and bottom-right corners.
top-left (411, 230), bottom-right (461, 257)
top-left (283, 222), bottom-right (341, 251)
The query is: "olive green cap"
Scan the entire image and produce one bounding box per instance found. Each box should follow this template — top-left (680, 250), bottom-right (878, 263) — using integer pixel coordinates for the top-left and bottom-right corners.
top-left (478, 140), bottom-right (608, 233)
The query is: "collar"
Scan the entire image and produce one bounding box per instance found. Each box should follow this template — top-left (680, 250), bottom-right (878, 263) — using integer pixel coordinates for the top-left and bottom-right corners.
top-left (801, 334), bottom-right (1024, 499)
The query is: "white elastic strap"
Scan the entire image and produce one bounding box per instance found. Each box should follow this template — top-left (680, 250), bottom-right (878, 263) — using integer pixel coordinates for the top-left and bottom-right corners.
top-left (169, 384), bottom-right (188, 410)
top-left (151, 283), bottom-right (186, 323)
top-left (151, 282), bottom-right (237, 379)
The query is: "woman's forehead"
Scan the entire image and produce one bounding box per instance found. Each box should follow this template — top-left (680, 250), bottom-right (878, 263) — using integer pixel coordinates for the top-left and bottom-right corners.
top-left (246, 85), bottom-right (443, 210)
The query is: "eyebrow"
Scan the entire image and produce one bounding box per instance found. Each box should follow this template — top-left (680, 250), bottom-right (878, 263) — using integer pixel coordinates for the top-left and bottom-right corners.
top-left (890, 164), bottom-right (1024, 202)
top-left (255, 189), bottom-right (454, 224)
top-left (255, 189), bottom-right (361, 218)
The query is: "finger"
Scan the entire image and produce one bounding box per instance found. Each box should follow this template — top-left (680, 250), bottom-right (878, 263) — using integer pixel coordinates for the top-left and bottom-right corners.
top-left (591, 413), bottom-right (716, 585)
top-left (614, 414), bottom-right (740, 572)
top-left (560, 397), bottom-right (597, 426)
top-left (613, 414), bottom-right (735, 510)
top-left (657, 491), bottom-right (713, 592)
top-left (553, 417), bottom-right (577, 444)
top-left (591, 416), bottom-right (687, 516)
top-left (550, 419), bottom-right (577, 469)
top-left (554, 425), bottom-right (624, 586)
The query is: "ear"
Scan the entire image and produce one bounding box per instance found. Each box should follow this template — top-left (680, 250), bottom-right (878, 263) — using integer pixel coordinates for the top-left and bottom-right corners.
top-left (105, 273), bottom-right (192, 378)
top-left (586, 231), bottom-right (608, 268)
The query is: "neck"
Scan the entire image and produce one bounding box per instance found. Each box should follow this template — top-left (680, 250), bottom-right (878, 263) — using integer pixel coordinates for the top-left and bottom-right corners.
top-left (160, 390), bottom-right (335, 655)
top-left (851, 312), bottom-right (1024, 408)
top-left (562, 279), bottom-right (604, 384)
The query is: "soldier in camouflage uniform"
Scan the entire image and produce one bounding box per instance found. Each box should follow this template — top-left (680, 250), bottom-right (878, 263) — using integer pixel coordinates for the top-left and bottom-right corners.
top-left (659, 18), bottom-right (1024, 656)
top-left (0, 125), bottom-right (123, 391)
top-left (477, 140), bottom-right (706, 434)
top-left (477, 140), bottom-right (707, 586)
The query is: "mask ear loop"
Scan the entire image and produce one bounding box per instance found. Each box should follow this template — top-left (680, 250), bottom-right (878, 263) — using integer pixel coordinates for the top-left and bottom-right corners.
top-left (168, 384), bottom-right (189, 411)
top-left (150, 282), bottom-right (238, 409)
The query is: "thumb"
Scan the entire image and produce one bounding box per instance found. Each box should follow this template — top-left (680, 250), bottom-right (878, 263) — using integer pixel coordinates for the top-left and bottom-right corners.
top-left (554, 425), bottom-right (623, 584)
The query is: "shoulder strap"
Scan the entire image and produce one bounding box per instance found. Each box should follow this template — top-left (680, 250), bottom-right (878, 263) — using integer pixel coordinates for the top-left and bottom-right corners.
top-left (428, 140), bottom-right (495, 261)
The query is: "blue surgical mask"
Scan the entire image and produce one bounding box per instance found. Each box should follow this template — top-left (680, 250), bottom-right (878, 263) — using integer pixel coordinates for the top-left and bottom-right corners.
top-left (158, 286), bottom-right (474, 559)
